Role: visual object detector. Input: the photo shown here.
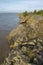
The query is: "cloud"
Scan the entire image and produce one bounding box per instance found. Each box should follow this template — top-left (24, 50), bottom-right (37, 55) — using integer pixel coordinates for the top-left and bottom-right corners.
top-left (0, 0), bottom-right (43, 12)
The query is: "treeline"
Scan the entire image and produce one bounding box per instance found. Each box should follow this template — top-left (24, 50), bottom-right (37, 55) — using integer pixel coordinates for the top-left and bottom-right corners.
top-left (23, 10), bottom-right (43, 17)
top-left (34, 10), bottom-right (43, 15)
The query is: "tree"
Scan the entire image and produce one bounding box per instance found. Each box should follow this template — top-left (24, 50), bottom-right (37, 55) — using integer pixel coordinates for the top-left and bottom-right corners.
top-left (34, 10), bottom-right (37, 14)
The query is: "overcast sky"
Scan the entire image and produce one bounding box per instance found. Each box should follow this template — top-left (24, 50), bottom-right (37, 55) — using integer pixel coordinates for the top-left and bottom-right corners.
top-left (0, 0), bottom-right (43, 12)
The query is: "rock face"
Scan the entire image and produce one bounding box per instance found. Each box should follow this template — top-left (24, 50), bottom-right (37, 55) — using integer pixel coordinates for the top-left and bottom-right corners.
top-left (1, 14), bottom-right (43, 65)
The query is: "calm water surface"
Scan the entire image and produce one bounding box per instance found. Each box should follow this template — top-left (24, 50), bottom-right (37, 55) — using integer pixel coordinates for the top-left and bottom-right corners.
top-left (0, 13), bottom-right (19, 63)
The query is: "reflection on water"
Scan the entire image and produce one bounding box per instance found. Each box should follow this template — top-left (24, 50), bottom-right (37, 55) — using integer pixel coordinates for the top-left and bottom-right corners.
top-left (0, 13), bottom-right (19, 64)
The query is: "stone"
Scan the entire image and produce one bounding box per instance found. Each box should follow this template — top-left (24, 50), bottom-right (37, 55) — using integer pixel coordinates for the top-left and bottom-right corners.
top-left (28, 42), bottom-right (35, 45)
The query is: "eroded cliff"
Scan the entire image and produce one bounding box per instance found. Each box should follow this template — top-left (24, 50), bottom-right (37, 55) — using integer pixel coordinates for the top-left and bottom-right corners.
top-left (1, 13), bottom-right (43, 65)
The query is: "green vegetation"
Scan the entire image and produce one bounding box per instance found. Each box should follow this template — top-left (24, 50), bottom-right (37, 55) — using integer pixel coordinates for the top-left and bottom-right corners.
top-left (34, 10), bottom-right (37, 14)
top-left (22, 10), bottom-right (43, 17)
top-left (23, 11), bottom-right (28, 17)
top-left (37, 10), bottom-right (43, 15)
top-left (25, 48), bottom-right (36, 63)
top-left (33, 10), bottom-right (43, 15)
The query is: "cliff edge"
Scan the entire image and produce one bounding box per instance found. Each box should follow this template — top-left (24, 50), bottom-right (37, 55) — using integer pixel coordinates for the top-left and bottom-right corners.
top-left (1, 12), bottom-right (43, 65)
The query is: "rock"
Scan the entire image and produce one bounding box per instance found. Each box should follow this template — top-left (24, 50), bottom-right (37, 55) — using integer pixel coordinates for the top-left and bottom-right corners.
top-left (28, 42), bottom-right (35, 45)
top-left (10, 42), bottom-right (19, 48)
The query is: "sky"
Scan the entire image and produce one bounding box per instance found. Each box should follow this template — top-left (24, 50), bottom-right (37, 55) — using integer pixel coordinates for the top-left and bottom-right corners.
top-left (0, 0), bottom-right (43, 12)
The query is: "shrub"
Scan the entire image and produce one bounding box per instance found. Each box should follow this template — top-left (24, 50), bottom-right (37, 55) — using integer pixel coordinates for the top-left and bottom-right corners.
top-left (23, 11), bottom-right (28, 17)
top-left (33, 10), bottom-right (43, 15)
top-left (37, 10), bottom-right (43, 15)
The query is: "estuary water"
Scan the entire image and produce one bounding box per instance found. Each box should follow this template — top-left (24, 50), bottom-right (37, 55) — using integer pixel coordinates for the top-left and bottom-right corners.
top-left (0, 13), bottom-right (19, 63)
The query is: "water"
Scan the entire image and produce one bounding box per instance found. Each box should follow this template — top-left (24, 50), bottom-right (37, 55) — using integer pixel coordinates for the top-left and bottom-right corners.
top-left (0, 13), bottom-right (19, 64)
